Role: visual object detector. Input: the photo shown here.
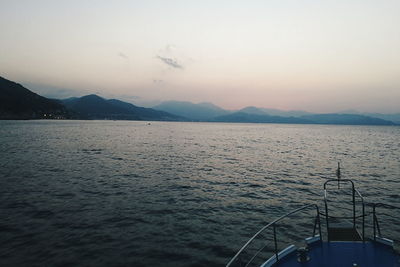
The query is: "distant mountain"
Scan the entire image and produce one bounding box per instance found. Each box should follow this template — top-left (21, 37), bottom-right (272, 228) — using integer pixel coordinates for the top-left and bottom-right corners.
top-left (211, 112), bottom-right (312, 124)
top-left (301, 114), bottom-right (395, 125)
top-left (260, 108), bottom-right (312, 117)
top-left (337, 110), bottom-right (400, 124)
top-left (107, 99), bottom-right (182, 120)
top-left (239, 106), bottom-right (312, 117)
top-left (153, 101), bottom-right (398, 125)
top-left (238, 106), bottom-right (268, 115)
top-left (0, 76), bottom-right (67, 119)
top-left (210, 112), bottom-right (396, 125)
top-left (363, 113), bottom-right (400, 124)
top-left (62, 94), bottom-right (129, 119)
top-left (153, 101), bottom-right (231, 120)
top-left (62, 95), bottom-right (182, 121)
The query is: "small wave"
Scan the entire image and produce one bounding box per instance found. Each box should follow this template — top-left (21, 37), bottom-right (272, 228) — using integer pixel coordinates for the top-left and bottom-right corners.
top-left (247, 183), bottom-right (263, 188)
top-left (121, 173), bottom-right (140, 178)
top-left (33, 210), bottom-right (55, 219)
top-left (53, 192), bottom-right (75, 198)
top-left (0, 223), bottom-right (20, 233)
top-left (240, 192), bottom-right (260, 199)
top-left (81, 148), bottom-right (103, 154)
top-left (210, 244), bottom-right (235, 258)
top-left (145, 209), bottom-right (175, 215)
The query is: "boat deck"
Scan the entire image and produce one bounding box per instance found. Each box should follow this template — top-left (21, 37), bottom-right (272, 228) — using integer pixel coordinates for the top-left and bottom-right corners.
top-left (276, 241), bottom-right (400, 267)
top-left (328, 226), bottom-right (362, 241)
top-left (227, 178), bottom-right (400, 267)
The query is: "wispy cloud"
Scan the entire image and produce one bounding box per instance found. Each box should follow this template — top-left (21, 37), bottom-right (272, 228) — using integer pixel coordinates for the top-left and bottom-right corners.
top-left (118, 52), bottom-right (129, 59)
top-left (157, 55), bottom-right (183, 69)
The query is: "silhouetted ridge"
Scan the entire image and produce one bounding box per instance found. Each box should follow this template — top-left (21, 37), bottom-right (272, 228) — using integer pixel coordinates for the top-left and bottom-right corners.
top-left (107, 99), bottom-right (183, 120)
top-left (211, 112), bottom-right (395, 125)
top-left (336, 110), bottom-right (400, 124)
top-left (62, 95), bottom-right (183, 121)
top-left (62, 94), bottom-right (133, 119)
top-left (239, 106), bottom-right (313, 117)
top-left (153, 100), bottom-right (230, 120)
top-left (300, 114), bottom-right (395, 125)
top-left (0, 76), bottom-right (67, 119)
top-left (211, 112), bottom-right (312, 124)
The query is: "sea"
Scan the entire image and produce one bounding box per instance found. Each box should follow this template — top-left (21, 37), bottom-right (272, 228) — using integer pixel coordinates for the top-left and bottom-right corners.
top-left (0, 120), bottom-right (399, 266)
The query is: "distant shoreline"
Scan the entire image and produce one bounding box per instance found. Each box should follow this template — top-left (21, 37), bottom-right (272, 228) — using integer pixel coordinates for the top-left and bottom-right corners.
top-left (1, 76), bottom-right (399, 126)
top-left (1, 118), bottom-right (398, 127)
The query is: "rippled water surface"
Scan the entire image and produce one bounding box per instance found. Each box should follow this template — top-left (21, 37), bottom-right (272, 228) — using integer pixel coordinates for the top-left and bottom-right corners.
top-left (0, 120), bottom-right (399, 266)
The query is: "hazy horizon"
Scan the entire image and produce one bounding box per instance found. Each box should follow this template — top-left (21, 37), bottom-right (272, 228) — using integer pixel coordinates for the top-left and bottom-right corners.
top-left (1, 0), bottom-right (399, 113)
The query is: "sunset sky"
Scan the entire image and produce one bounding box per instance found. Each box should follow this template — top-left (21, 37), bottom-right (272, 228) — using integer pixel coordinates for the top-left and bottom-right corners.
top-left (1, 0), bottom-right (399, 113)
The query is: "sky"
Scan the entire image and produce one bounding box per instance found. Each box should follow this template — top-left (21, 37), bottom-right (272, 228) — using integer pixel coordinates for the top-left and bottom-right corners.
top-left (1, 0), bottom-right (399, 113)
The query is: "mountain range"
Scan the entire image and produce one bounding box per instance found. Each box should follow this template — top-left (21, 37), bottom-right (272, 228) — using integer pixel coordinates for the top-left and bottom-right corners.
top-left (61, 95), bottom-right (182, 121)
top-left (0, 76), bottom-right (181, 121)
top-left (0, 75), bottom-right (398, 125)
top-left (153, 101), bottom-right (399, 125)
top-left (153, 101), bottom-right (230, 120)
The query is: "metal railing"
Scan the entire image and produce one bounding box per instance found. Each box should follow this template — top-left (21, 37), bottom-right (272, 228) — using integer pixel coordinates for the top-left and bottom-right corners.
top-left (371, 203), bottom-right (400, 241)
top-left (355, 188), bottom-right (365, 241)
top-left (323, 179), bottom-right (365, 241)
top-left (227, 179), bottom-right (399, 267)
top-left (226, 204), bottom-right (321, 267)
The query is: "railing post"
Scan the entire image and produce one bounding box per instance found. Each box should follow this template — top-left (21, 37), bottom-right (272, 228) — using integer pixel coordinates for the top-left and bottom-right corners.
top-left (324, 190), bottom-right (330, 241)
top-left (373, 204), bottom-right (376, 241)
top-left (362, 203), bottom-right (365, 241)
top-left (273, 223), bottom-right (278, 263)
top-left (376, 214), bottom-right (381, 237)
top-left (352, 186), bottom-right (356, 228)
top-left (313, 216), bottom-right (317, 237)
top-left (317, 207), bottom-right (322, 242)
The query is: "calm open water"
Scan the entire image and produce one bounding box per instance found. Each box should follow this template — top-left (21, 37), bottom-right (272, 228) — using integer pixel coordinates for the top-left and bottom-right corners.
top-left (0, 120), bottom-right (399, 266)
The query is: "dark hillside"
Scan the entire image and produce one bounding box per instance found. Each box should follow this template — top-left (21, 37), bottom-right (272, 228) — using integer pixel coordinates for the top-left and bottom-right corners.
top-left (0, 76), bottom-right (67, 119)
